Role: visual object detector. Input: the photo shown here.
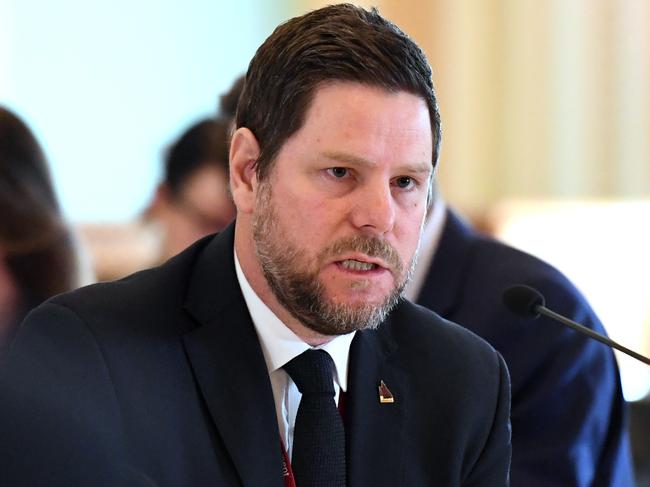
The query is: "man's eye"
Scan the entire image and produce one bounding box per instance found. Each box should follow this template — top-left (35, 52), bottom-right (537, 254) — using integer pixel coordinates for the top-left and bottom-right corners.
top-left (328, 167), bottom-right (348, 178)
top-left (395, 176), bottom-right (413, 189)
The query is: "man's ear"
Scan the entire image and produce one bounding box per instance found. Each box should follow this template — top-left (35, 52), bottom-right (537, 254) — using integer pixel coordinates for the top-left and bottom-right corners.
top-left (229, 127), bottom-right (261, 214)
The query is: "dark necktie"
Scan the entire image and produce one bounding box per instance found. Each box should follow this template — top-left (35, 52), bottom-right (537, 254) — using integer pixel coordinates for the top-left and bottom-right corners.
top-left (283, 349), bottom-right (346, 487)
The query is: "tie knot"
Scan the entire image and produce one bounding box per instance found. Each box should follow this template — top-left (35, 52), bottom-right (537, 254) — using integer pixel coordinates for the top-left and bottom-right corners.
top-left (284, 349), bottom-right (335, 396)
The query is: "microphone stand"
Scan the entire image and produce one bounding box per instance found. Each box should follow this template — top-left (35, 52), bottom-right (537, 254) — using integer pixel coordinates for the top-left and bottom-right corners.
top-left (536, 305), bottom-right (650, 366)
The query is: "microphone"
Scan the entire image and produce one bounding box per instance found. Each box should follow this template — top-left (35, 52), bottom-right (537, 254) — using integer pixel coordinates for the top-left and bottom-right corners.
top-left (503, 284), bottom-right (650, 366)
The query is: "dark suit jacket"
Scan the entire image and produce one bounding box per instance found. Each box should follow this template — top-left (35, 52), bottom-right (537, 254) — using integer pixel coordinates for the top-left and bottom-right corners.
top-left (1, 223), bottom-right (511, 487)
top-left (417, 210), bottom-right (634, 487)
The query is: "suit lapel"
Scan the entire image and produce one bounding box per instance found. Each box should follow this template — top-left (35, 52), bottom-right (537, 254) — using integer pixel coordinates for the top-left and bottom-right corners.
top-left (346, 321), bottom-right (407, 486)
top-left (182, 224), bottom-right (284, 487)
top-left (417, 209), bottom-right (476, 316)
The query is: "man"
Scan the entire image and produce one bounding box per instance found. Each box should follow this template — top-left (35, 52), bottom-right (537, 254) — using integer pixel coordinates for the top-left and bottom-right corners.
top-left (219, 73), bottom-right (634, 485)
top-left (0, 5), bottom-right (511, 486)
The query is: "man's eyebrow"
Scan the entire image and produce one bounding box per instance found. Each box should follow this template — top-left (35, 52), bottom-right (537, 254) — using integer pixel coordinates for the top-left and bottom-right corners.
top-left (322, 151), bottom-right (432, 175)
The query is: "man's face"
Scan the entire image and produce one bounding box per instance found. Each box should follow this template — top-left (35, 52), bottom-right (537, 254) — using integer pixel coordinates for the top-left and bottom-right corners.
top-left (251, 82), bottom-right (433, 336)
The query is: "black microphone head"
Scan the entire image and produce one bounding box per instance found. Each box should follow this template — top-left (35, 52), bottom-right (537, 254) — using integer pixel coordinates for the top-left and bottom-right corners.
top-left (502, 285), bottom-right (545, 319)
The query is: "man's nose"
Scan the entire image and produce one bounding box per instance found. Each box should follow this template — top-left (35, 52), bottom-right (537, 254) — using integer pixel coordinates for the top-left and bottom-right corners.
top-left (349, 181), bottom-right (396, 235)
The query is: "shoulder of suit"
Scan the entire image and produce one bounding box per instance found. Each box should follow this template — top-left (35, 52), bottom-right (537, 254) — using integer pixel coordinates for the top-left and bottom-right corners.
top-left (387, 299), bottom-right (502, 360)
top-left (47, 235), bottom-right (213, 324)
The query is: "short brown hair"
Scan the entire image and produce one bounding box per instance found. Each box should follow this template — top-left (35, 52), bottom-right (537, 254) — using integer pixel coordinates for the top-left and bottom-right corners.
top-left (237, 3), bottom-right (441, 182)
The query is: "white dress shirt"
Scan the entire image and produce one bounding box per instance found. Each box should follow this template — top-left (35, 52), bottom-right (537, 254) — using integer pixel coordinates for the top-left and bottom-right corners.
top-left (234, 251), bottom-right (356, 458)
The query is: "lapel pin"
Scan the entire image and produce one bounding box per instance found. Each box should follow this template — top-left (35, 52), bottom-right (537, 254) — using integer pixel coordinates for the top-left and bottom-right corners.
top-left (378, 380), bottom-right (394, 404)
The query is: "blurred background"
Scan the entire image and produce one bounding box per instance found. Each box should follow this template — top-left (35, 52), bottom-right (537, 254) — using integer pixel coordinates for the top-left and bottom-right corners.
top-left (1, 0), bottom-right (649, 459)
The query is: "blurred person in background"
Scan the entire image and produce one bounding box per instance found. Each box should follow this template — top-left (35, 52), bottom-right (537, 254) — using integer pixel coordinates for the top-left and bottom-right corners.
top-left (84, 117), bottom-right (236, 281)
top-left (220, 72), bottom-right (633, 486)
top-left (0, 106), bottom-right (87, 353)
top-left (146, 117), bottom-right (235, 261)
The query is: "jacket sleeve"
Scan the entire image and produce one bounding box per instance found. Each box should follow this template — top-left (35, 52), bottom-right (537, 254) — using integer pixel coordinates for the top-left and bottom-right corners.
top-left (505, 291), bottom-right (634, 487)
top-left (0, 302), bottom-right (132, 487)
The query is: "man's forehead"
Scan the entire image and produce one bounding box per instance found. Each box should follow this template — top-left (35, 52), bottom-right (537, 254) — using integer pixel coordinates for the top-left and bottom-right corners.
top-left (308, 80), bottom-right (429, 110)
top-left (301, 83), bottom-right (431, 150)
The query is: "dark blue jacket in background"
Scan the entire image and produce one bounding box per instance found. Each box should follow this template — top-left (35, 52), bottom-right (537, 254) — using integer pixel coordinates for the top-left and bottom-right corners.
top-left (417, 209), bottom-right (634, 486)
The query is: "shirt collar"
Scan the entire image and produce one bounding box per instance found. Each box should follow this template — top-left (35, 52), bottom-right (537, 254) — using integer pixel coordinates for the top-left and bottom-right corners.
top-left (234, 249), bottom-right (355, 392)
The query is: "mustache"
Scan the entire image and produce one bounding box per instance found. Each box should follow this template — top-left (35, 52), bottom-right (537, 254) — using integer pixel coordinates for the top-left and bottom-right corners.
top-left (322, 235), bottom-right (404, 274)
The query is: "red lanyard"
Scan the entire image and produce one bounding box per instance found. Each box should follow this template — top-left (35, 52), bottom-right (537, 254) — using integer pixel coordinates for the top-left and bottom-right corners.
top-left (281, 441), bottom-right (297, 487)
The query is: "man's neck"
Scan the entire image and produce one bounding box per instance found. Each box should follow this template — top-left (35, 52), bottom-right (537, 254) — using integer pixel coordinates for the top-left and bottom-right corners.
top-left (233, 221), bottom-right (334, 346)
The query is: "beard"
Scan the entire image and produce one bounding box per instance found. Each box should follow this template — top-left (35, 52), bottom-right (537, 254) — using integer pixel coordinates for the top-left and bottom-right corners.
top-left (252, 182), bottom-right (417, 337)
